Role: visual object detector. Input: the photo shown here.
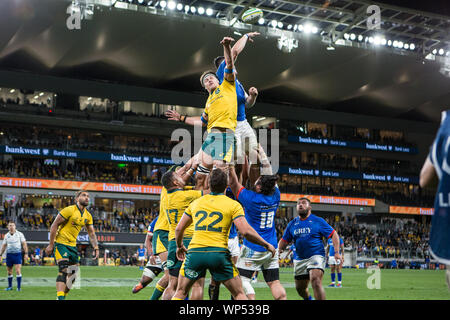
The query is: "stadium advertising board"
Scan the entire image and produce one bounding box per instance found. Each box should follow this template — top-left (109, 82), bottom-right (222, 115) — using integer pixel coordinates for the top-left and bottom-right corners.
top-left (0, 177), bottom-right (376, 206)
top-left (0, 230), bottom-right (146, 244)
top-left (0, 177), bottom-right (163, 195)
top-left (279, 167), bottom-right (418, 184)
top-left (280, 194), bottom-right (376, 206)
top-left (0, 145), bottom-right (175, 165)
top-left (389, 206), bottom-right (434, 215)
top-left (287, 135), bottom-right (418, 154)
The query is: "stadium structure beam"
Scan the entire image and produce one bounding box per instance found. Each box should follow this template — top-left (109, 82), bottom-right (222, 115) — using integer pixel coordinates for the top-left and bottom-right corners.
top-left (203, 0), bottom-right (449, 47)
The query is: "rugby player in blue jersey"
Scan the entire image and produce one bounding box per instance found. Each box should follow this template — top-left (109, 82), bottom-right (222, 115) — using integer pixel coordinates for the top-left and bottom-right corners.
top-left (228, 153), bottom-right (287, 300)
top-left (279, 197), bottom-right (341, 300)
top-left (326, 233), bottom-right (344, 287)
top-left (419, 109), bottom-right (450, 289)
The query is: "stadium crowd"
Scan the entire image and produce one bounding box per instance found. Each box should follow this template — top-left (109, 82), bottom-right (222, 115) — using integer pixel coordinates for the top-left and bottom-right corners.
top-left (326, 216), bottom-right (431, 260)
top-left (0, 124), bottom-right (172, 157)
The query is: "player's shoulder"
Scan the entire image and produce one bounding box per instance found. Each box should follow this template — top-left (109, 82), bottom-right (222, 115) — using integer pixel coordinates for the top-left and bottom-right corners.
top-left (310, 213), bottom-right (326, 222)
top-left (188, 194), bottom-right (204, 207)
top-left (84, 208), bottom-right (93, 218)
top-left (219, 194), bottom-right (242, 208)
top-left (186, 189), bottom-right (203, 198)
top-left (61, 204), bottom-right (75, 211)
top-left (287, 216), bottom-right (299, 227)
top-left (240, 187), bottom-right (256, 197)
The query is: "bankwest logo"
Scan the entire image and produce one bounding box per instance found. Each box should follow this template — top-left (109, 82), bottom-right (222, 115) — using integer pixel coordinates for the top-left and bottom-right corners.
top-left (110, 153), bottom-right (142, 163)
top-left (5, 145), bottom-right (41, 155)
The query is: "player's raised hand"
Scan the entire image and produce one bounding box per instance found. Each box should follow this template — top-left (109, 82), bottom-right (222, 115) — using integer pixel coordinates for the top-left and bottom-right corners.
top-left (246, 32), bottom-right (260, 42)
top-left (248, 87), bottom-right (258, 97)
top-left (220, 37), bottom-right (235, 46)
top-left (165, 109), bottom-right (181, 121)
top-left (176, 245), bottom-right (187, 261)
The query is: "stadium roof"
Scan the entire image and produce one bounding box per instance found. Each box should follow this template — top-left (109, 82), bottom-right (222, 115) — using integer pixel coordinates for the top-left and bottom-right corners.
top-left (0, 0), bottom-right (449, 123)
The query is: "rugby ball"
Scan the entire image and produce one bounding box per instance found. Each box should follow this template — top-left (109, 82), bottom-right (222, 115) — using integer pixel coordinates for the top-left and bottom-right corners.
top-left (241, 8), bottom-right (263, 24)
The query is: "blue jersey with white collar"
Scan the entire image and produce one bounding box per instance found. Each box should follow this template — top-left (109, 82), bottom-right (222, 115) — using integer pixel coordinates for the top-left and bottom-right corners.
top-left (429, 110), bottom-right (450, 263)
top-left (216, 61), bottom-right (247, 121)
top-left (138, 248), bottom-right (145, 257)
top-left (282, 214), bottom-right (334, 260)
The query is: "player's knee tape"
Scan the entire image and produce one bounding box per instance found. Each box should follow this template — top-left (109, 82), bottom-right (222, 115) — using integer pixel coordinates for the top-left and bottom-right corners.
top-left (197, 165), bottom-right (211, 175)
top-left (57, 261), bottom-right (70, 283)
top-left (143, 265), bottom-right (163, 280)
top-left (241, 276), bottom-right (255, 296)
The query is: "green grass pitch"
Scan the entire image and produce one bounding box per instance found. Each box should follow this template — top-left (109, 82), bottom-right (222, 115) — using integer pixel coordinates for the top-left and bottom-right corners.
top-left (0, 266), bottom-right (448, 300)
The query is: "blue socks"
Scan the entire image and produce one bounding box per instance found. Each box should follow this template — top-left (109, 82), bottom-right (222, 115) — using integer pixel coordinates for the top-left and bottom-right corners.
top-left (331, 272), bottom-right (336, 283)
top-left (8, 275), bottom-right (13, 288)
top-left (337, 273), bottom-right (342, 282)
top-left (16, 275), bottom-right (22, 290)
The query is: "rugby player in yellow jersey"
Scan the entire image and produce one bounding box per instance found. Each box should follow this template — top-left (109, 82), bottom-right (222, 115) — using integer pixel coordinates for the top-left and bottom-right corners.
top-left (160, 166), bottom-right (210, 300)
top-left (132, 164), bottom-right (195, 300)
top-left (165, 36), bottom-right (238, 190)
top-left (45, 190), bottom-right (99, 300)
top-left (132, 186), bottom-right (170, 297)
top-left (171, 168), bottom-right (276, 300)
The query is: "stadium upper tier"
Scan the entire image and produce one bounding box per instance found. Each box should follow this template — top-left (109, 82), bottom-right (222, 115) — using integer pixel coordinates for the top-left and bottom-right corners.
top-left (0, 88), bottom-right (418, 152)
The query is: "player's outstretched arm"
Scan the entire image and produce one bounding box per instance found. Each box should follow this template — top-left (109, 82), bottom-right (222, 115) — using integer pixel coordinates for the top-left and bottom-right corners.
top-left (228, 164), bottom-right (243, 198)
top-left (231, 32), bottom-right (260, 62)
top-left (234, 216), bottom-right (275, 257)
top-left (45, 214), bottom-right (66, 256)
top-left (86, 224), bottom-right (99, 259)
top-left (165, 109), bottom-right (207, 127)
top-left (221, 37), bottom-right (236, 83)
top-left (419, 156), bottom-right (438, 188)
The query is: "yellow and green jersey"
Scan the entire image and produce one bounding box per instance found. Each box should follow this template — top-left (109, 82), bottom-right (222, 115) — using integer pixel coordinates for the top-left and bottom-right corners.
top-left (204, 79), bottom-right (238, 132)
top-left (185, 193), bottom-right (244, 250)
top-left (55, 205), bottom-right (93, 247)
top-left (166, 189), bottom-right (203, 240)
top-left (154, 187), bottom-right (169, 232)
